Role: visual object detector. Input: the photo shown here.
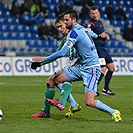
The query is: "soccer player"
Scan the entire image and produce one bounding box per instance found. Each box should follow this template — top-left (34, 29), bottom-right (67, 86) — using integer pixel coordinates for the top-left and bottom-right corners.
top-left (32, 10), bottom-right (122, 122)
top-left (32, 14), bottom-right (97, 118)
top-left (88, 6), bottom-right (115, 96)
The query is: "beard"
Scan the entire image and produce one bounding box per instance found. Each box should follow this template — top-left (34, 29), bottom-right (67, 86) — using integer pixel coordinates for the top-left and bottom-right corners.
top-left (66, 24), bottom-right (73, 30)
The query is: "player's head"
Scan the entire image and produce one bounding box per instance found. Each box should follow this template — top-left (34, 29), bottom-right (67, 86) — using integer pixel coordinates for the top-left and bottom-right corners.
top-left (55, 14), bottom-right (69, 35)
top-left (90, 6), bottom-right (100, 21)
top-left (64, 10), bottom-right (78, 30)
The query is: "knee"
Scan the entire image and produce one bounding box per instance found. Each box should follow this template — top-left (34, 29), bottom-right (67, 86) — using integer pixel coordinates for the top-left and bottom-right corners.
top-left (46, 78), bottom-right (55, 87)
top-left (85, 100), bottom-right (96, 108)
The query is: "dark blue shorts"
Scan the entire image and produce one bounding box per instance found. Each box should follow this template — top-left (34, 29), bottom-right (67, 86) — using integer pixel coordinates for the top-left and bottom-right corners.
top-left (97, 48), bottom-right (113, 65)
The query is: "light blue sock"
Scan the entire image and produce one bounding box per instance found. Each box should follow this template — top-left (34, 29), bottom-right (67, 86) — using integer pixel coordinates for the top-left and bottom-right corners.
top-left (96, 100), bottom-right (116, 115)
top-left (57, 83), bottom-right (77, 107)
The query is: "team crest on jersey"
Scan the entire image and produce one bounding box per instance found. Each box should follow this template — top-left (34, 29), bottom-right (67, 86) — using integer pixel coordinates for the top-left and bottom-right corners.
top-left (65, 41), bottom-right (73, 48)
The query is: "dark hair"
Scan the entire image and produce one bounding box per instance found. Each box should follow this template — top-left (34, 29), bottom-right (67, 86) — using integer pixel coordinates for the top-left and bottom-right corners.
top-left (55, 13), bottom-right (65, 25)
top-left (90, 6), bottom-right (99, 11)
top-left (64, 10), bottom-right (78, 21)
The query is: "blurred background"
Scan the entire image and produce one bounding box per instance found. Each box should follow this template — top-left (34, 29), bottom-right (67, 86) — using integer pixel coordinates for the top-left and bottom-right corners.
top-left (0, 0), bottom-right (132, 57)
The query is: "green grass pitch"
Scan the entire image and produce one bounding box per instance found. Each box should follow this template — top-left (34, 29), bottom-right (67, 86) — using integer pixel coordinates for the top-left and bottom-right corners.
top-left (0, 76), bottom-right (132, 133)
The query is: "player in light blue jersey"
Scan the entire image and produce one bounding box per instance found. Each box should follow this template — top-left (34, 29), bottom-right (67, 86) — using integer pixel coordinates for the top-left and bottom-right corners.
top-left (32, 10), bottom-right (122, 122)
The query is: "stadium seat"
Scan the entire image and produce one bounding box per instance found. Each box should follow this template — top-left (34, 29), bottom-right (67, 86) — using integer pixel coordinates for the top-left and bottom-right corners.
top-left (33, 41), bottom-right (42, 48)
top-left (110, 41), bottom-right (118, 48)
top-left (30, 26), bottom-right (37, 33)
top-left (31, 33), bottom-right (39, 40)
top-left (0, 4), bottom-right (8, 11)
top-left (3, 47), bottom-right (10, 52)
top-left (109, 35), bottom-right (116, 41)
top-left (1, 11), bottom-right (10, 18)
top-left (48, 12), bottom-right (56, 19)
top-left (23, 33), bottom-right (31, 39)
top-left (21, 25), bottom-right (30, 32)
top-left (41, 41), bottom-right (49, 48)
top-left (49, 40), bottom-right (58, 47)
top-left (11, 18), bottom-right (19, 25)
top-left (118, 42), bottom-right (126, 48)
top-left (0, 33), bottom-right (7, 40)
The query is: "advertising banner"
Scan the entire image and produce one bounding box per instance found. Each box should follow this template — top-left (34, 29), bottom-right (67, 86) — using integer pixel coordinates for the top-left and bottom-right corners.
top-left (0, 57), bottom-right (132, 76)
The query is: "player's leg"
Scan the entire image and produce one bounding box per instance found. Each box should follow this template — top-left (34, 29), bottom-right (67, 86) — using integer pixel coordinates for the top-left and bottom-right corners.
top-left (46, 71), bottom-right (72, 111)
top-left (102, 53), bottom-right (115, 95)
top-left (52, 69), bottom-right (81, 115)
top-left (83, 67), bottom-right (122, 122)
top-left (96, 66), bottom-right (106, 96)
top-left (32, 74), bottom-right (56, 118)
top-left (46, 66), bottom-right (82, 114)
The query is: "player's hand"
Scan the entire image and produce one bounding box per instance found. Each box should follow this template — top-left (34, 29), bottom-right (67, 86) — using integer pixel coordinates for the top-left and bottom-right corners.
top-left (31, 56), bottom-right (44, 70)
top-left (32, 56), bottom-right (44, 62)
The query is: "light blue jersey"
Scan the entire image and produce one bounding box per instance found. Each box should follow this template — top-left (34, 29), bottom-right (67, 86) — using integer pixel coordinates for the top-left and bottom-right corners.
top-left (44, 23), bottom-right (100, 69)
top-left (66, 23), bottom-right (100, 69)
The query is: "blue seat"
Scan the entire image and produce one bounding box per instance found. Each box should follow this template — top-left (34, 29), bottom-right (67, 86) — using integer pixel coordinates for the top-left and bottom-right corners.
top-left (31, 33), bottom-right (39, 40)
top-left (109, 35), bottom-right (116, 41)
top-left (21, 26), bottom-right (30, 32)
top-left (3, 47), bottom-right (10, 52)
top-left (0, 33), bottom-right (7, 40)
top-left (41, 41), bottom-right (49, 47)
top-left (23, 33), bottom-right (31, 39)
top-left (110, 20), bottom-right (117, 27)
top-left (26, 41), bottom-right (33, 47)
top-left (11, 18), bottom-right (19, 25)
top-left (33, 41), bottom-right (42, 48)
top-left (1, 11), bottom-right (10, 18)
top-left (28, 47), bottom-right (34, 53)
top-left (15, 33), bottom-right (24, 40)
top-left (11, 47), bottom-right (18, 52)
top-left (20, 48), bottom-right (26, 53)
top-left (3, 18), bottom-right (13, 24)
top-left (120, 48), bottom-right (128, 54)
top-left (110, 41), bottom-right (118, 48)
top-left (48, 12), bottom-right (56, 19)
top-left (0, 4), bottom-right (8, 11)
top-left (118, 42), bottom-right (126, 48)
top-left (113, 49), bottom-right (119, 54)
top-left (117, 21), bottom-right (125, 27)
top-left (49, 40), bottom-right (58, 48)
top-left (128, 49), bottom-right (133, 53)
top-left (5, 25), bottom-right (15, 32)
top-left (30, 26), bottom-right (37, 33)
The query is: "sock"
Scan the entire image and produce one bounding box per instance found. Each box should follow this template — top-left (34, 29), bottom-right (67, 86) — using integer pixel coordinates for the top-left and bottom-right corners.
top-left (96, 100), bottom-right (116, 115)
top-left (42, 84), bottom-right (55, 114)
top-left (98, 73), bottom-right (104, 85)
top-left (57, 83), bottom-right (77, 107)
top-left (60, 82), bottom-right (72, 106)
top-left (104, 70), bottom-right (113, 90)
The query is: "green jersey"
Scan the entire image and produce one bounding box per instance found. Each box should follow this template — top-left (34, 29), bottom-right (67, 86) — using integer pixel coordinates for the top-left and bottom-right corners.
top-left (42, 36), bottom-right (79, 66)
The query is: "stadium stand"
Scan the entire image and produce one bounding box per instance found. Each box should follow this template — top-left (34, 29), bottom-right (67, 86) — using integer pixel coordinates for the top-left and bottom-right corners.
top-left (0, 0), bottom-right (132, 56)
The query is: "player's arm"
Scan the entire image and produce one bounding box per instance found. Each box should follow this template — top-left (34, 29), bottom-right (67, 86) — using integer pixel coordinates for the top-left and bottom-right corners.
top-left (32, 42), bottom-right (71, 64)
top-left (86, 28), bottom-right (98, 39)
top-left (99, 32), bottom-right (110, 40)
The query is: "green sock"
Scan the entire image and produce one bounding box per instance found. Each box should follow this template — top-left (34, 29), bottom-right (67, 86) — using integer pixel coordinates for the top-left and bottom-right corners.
top-left (42, 84), bottom-right (55, 114)
top-left (60, 82), bottom-right (72, 106)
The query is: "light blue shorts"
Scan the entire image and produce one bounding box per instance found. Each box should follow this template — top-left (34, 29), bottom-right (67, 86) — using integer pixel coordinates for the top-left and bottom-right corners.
top-left (63, 65), bottom-right (101, 94)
